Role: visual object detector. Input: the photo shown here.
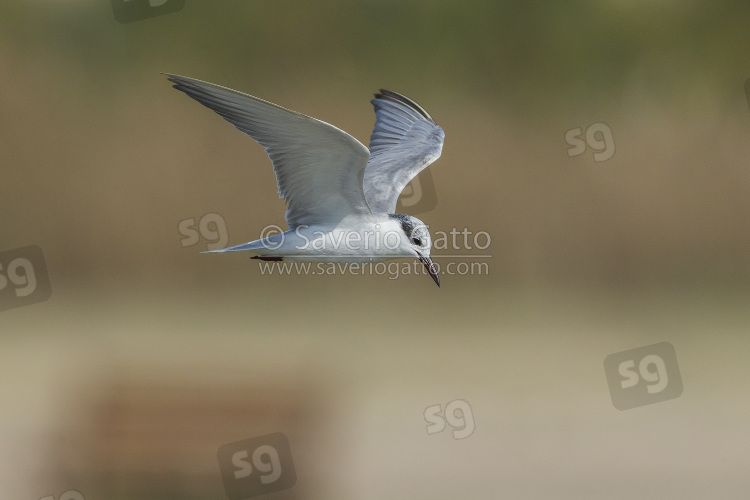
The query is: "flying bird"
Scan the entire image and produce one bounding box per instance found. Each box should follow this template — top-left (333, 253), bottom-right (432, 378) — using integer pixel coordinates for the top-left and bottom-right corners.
top-left (166, 74), bottom-right (445, 286)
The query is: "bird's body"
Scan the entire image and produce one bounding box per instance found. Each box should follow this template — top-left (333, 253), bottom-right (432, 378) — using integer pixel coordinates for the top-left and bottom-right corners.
top-left (222, 214), bottom-right (429, 264)
top-left (166, 74), bottom-right (444, 285)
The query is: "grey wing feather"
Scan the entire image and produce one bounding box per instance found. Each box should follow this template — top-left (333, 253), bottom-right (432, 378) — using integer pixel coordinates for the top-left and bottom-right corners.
top-left (166, 74), bottom-right (372, 228)
top-left (363, 89), bottom-right (444, 214)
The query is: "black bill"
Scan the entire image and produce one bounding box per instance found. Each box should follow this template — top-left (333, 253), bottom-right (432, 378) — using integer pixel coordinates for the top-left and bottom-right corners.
top-left (417, 251), bottom-right (440, 287)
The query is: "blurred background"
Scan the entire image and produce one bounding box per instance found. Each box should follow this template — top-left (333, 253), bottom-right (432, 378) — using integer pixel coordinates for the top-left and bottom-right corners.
top-left (2, 1), bottom-right (750, 499)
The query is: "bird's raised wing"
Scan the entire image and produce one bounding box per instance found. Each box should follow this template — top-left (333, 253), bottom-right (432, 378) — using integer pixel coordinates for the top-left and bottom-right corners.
top-left (166, 74), bottom-right (372, 228)
top-left (363, 89), bottom-right (444, 214)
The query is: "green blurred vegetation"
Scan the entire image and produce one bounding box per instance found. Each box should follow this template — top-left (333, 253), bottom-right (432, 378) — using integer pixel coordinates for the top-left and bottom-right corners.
top-left (3, 1), bottom-right (750, 115)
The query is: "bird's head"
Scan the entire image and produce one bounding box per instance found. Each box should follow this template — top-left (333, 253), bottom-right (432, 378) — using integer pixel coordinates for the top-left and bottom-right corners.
top-left (389, 214), bottom-right (439, 287)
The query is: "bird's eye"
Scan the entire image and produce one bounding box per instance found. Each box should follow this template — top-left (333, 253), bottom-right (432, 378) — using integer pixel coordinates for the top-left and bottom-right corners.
top-left (413, 238), bottom-right (423, 246)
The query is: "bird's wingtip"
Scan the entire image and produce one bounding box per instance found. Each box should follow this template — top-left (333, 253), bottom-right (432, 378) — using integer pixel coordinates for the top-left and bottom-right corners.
top-left (372, 88), bottom-right (434, 122)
